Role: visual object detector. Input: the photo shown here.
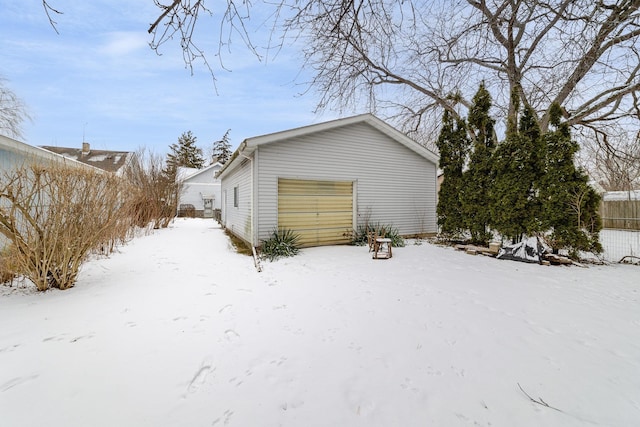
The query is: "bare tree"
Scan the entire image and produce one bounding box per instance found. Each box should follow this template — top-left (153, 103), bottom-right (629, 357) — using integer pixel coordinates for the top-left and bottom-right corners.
top-left (580, 129), bottom-right (640, 190)
top-left (0, 78), bottom-right (30, 139)
top-left (286, 1), bottom-right (640, 143)
top-left (41, 1), bottom-right (639, 152)
top-left (146, 0), bottom-right (268, 83)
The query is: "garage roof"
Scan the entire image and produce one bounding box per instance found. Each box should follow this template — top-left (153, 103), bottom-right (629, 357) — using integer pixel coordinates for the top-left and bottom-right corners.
top-left (217, 114), bottom-right (439, 179)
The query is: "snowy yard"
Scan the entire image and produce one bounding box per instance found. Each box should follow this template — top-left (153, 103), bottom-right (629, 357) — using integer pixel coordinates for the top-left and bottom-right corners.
top-left (1, 219), bottom-right (639, 427)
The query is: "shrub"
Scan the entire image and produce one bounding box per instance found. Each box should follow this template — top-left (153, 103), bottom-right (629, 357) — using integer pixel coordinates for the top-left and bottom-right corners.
top-left (0, 246), bottom-right (17, 285)
top-left (122, 149), bottom-right (182, 230)
top-left (0, 162), bottom-right (134, 291)
top-left (260, 228), bottom-right (300, 261)
top-left (351, 223), bottom-right (406, 248)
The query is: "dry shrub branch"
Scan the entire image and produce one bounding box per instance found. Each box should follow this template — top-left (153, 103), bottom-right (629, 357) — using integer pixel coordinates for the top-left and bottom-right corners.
top-left (0, 162), bottom-right (133, 291)
top-left (123, 149), bottom-right (182, 230)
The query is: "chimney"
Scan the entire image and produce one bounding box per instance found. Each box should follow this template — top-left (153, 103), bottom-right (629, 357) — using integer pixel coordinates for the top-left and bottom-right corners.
top-left (82, 142), bottom-right (90, 156)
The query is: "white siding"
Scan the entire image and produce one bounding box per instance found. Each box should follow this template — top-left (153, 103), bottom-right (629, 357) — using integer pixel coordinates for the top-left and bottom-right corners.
top-left (180, 182), bottom-right (221, 211)
top-left (1, 137), bottom-right (95, 251)
top-left (0, 148), bottom-right (24, 171)
top-left (180, 166), bottom-right (222, 211)
top-left (255, 122), bottom-right (437, 243)
top-left (220, 158), bottom-right (253, 245)
top-left (1, 135), bottom-right (77, 168)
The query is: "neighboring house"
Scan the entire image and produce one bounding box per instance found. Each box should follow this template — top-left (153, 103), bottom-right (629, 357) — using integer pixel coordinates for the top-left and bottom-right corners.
top-left (177, 162), bottom-right (223, 218)
top-left (41, 142), bottom-right (132, 174)
top-left (218, 114), bottom-right (439, 248)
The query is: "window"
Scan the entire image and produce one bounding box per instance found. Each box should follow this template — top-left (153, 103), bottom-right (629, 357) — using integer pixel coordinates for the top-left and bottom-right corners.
top-left (233, 186), bottom-right (239, 208)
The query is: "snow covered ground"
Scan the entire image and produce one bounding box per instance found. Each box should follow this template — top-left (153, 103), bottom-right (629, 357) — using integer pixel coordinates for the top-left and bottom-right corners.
top-left (1, 218), bottom-right (639, 426)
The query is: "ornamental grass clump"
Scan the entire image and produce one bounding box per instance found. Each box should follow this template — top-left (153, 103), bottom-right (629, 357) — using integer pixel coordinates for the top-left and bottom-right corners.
top-left (351, 223), bottom-right (406, 248)
top-left (260, 228), bottom-right (300, 261)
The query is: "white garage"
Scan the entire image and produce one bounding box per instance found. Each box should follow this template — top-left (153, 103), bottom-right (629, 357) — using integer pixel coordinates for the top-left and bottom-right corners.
top-left (217, 114), bottom-right (438, 249)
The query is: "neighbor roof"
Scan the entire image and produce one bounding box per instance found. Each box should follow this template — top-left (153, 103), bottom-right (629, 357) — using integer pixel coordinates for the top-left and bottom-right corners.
top-left (218, 113), bottom-right (438, 179)
top-left (177, 162), bottom-right (223, 181)
top-left (41, 145), bottom-right (132, 173)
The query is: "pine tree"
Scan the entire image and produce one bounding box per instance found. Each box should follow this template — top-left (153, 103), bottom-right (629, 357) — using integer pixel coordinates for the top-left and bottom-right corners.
top-left (489, 105), bottom-right (544, 242)
top-left (211, 129), bottom-right (232, 165)
top-left (436, 110), bottom-right (469, 238)
top-left (166, 131), bottom-right (205, 172)
top-left (538, 103), bottom-right (602, 256)
top-left (460, 83), bottom-right (496, 245)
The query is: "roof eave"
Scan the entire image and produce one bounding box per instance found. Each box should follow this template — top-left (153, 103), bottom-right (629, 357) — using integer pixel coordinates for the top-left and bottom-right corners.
top-left (216, 113), bottom-right (439, 178)
top-left (216, 140), bottom-right (252, 180)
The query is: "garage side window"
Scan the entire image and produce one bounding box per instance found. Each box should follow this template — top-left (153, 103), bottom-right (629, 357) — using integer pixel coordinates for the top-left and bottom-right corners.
top-left (233, 186), bottom-right (239, 208)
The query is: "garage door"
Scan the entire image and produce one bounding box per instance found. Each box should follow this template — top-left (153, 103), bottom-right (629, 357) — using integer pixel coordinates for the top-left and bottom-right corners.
top-left (278, 178), bottom-right (353, 247)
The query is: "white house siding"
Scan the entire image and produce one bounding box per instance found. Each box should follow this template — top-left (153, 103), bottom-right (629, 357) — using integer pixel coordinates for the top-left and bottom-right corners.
top-left (1, 136), bottom-right (100, 253)
top-left (255, 122), bottom-right (437, 244)
top-left (180, 166), bottom-right (222, 212)
top-left (220, 158), bottom-right (253, 245)
top-left (181, 181), bottom-right (222, 211)
top-left (1, 135), bottom-right (67, 168)
top-left (0, 148), bottom-right (23, 171)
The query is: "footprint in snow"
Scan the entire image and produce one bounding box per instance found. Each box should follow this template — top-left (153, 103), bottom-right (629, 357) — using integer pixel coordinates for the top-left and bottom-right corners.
top-left (211, 409), bottom-right (234, 426)
top-left (0, 344), bottom-right (21, 353)
top-left (219, 304), bottom-right (233, 314)
top-left (70, 334), bottom-right (94, 343)
top-left (1, 374), bottom-right (40, 392)
top-left (186, 361), bottom-right (215, 394)
top-left (224, 329), bottom-right (240, 342)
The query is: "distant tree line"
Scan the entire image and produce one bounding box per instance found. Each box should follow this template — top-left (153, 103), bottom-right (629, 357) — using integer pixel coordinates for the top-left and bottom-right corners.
top-left (437, 84), bottom-right (602, 258)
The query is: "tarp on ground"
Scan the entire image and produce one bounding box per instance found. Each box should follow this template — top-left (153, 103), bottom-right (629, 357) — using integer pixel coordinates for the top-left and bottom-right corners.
top-left (496, 236), bottom-right (547, 264)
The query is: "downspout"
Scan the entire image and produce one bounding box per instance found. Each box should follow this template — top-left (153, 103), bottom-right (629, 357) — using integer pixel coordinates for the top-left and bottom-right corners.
top-left (240, 152), bottom-right (260, 271)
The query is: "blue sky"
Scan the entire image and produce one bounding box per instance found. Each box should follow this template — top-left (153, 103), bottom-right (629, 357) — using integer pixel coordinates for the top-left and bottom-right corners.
top-left (0, 1), bottom-right (343, 155)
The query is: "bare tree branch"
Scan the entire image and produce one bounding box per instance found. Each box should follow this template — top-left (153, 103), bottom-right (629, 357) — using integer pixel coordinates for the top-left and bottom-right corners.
top-left (42, 1), bottom-right (63, 34)
top-left (0, 78), bottom-right (31, 139)
top-left (36, 0), bottom-right (640, 165)
top-left (517, 383), bottom-right (563, 412)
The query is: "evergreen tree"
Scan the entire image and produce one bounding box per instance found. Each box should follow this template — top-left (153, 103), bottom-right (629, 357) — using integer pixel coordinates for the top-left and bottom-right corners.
top-left (166, 131), bottom-right (205, 172)
top-left (489, 105), bottom-right (544, 242)
top-left (538, 103), bottom-right (602, 256)
top-left (211, 129), bottom-right (232, 165)
top-left (460, 83), bottom-right (496, 245)
top-left (436, 110), bottom-right (469, 237)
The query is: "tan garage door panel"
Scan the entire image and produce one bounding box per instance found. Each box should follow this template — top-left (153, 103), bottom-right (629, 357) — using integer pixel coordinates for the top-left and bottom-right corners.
top-left (278, 179), bottom-right (353, 247)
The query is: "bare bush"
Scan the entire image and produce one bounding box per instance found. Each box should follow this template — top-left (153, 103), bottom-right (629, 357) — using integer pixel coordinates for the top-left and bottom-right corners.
top-left (122, 149), bottom-right (182, 230)
top-left (0, 245), bottom-right (18, 284)
top-left (0, 162), bottom-right (133, 291)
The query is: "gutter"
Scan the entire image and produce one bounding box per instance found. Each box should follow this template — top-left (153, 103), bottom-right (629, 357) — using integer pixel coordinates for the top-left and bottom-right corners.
top-left (216, 140), bottom-right (247, 179)
top-left (240, 153), bottom-right (256, 249)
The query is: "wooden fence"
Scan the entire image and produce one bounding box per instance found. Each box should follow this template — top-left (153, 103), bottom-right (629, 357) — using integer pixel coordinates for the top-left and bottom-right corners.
top-left (600, 199), bottom-right (640, 230)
